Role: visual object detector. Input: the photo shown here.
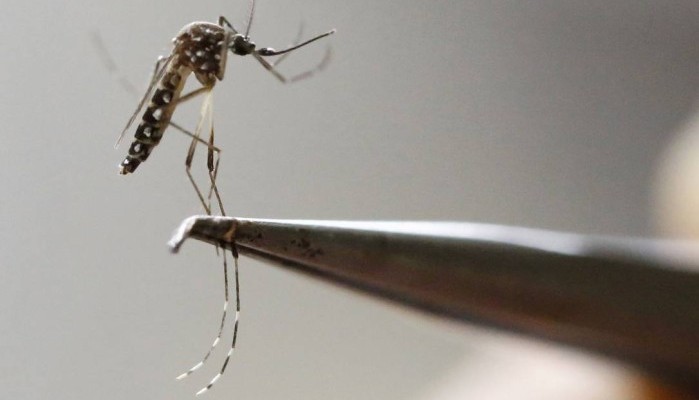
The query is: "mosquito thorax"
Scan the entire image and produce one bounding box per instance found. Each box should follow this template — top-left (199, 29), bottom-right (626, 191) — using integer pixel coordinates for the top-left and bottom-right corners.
top-left (230, 34), bottom-right (256, 56)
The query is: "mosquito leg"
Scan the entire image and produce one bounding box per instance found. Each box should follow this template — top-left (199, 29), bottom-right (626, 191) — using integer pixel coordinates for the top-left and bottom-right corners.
top-left (178, 88), bottom-right (225, 264)
top-left (218, 16), bottom-right (239, 34)
top-left (171, 118), bottom-right (224, 224)
top-left (172, 86), bottom-right (210, 107)
top-left (166, 87), bottom-right (222, 152)
top-left (170, 94), bottom-right (228, 386)
top-left (90, 31), bottom-right (141, 96)
top-left (205, 102), bottom-right (227, 217)
top-left (169, 121), bottom-right (221, 152)
top-left (195, 249), bottom-right (240, 397)
top-left (208, 152), bottom-right (222, 204)
top-left (177, 90), bottom-right (226, 216)
top-left (92, 30), bottom-right (169, 100)
top-left (251, 53), bottom-right (287, 83)
top-left (285, 46), bottom-right (332, 83)
top-left (176, 239), bottom-right (230, 381)
top-left (208, 139), bottom-right (226, 217)
top-left (185, 89), bottom-right (215, 215)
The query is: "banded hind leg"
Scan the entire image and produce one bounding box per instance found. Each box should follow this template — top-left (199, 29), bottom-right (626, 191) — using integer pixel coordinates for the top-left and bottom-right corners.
top-left (175, 88), bottom-right (232, 385)
top-left (95, 31), bottom-right (233, 386)
top-left (194, 248), bottom-right (240, 396)
top-left (176, 241), bottom-right (233, 381)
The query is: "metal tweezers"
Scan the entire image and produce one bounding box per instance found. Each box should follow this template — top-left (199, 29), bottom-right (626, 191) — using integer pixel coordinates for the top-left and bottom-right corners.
top-left (169, 216), bottom-right (699, 386)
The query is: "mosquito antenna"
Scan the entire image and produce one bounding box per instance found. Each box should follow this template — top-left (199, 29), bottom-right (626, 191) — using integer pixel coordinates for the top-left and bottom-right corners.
top-left (257, 29), bottom-right (336, 57)
top-left (244, 0), bottom-right (256, 38)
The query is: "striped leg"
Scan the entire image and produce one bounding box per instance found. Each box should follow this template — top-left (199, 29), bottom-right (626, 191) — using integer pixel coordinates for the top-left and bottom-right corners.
top-left (176, 245), bottom-right (231, 380)
top-left (175, 90), bottom-right (232, 386)
top-left (195, 250), bottom-right (240, 396)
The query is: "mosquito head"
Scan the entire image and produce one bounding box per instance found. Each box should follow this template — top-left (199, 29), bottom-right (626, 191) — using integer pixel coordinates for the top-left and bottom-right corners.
top-left (229, 33), bottom-right (256, 56)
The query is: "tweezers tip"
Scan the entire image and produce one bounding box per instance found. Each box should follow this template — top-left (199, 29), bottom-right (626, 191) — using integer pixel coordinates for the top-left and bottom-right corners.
top-left (168, 215), bottom-right (200, 253)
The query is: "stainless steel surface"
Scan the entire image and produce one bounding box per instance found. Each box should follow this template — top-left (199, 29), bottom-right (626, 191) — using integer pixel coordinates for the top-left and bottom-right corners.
top-left (170, 216), bottom-right (699, 385)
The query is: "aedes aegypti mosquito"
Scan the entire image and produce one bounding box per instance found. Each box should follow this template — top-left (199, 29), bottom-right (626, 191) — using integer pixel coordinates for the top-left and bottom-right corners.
top-left (117, 2), bottom-right (335, 217)
top-left (99, 1), bottom-right (335, 395)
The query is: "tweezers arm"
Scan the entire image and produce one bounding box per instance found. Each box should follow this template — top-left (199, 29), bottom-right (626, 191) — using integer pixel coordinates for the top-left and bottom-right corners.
top-left (169, 216), bottom-right (699, 384)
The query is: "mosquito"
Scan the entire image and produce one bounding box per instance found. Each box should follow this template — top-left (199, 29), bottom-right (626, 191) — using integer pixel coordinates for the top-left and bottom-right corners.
top-left (117, 3), bottom-right (335, 217)
top-left (103, 0), bottom-right (335, 395)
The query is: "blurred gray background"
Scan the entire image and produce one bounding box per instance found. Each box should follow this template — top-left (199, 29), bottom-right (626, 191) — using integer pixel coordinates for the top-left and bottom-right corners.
top-left (2, 1), bottom-right (698, 399)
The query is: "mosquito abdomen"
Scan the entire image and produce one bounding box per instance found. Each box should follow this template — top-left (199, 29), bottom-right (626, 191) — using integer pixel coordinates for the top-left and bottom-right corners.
top-left (119, 65), bottom-right (189, 174)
